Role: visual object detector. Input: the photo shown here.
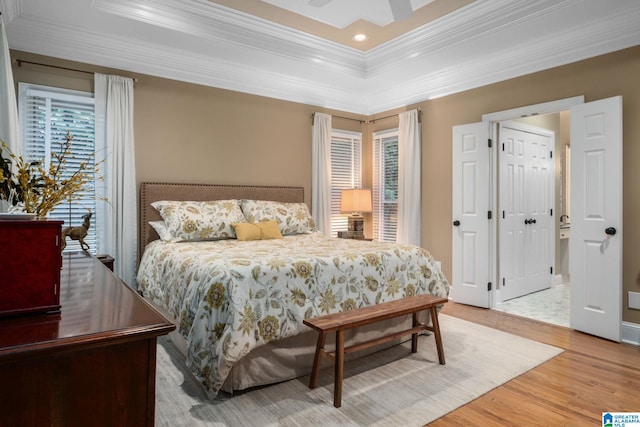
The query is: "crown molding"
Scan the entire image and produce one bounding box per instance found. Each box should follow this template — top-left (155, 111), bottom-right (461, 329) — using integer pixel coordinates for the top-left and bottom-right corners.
top-left (92, 0), bottom-right (367, 77)
top-left (365, 0), bottom-right (577, 76)
top-left (368, 2), bottom-right (640, 112)
top-left (6, 13), bottom-right (372, 113)
top-left (4, 0), bottom-right (640, 115)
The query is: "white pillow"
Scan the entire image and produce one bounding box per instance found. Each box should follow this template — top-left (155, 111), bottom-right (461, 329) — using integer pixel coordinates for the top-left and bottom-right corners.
top-left (149, 221), bottom-right (176, 242)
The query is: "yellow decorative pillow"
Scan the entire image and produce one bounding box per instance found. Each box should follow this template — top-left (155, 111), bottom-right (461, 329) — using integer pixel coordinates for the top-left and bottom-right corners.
top-left (232, 221), bottom-right (283, 241)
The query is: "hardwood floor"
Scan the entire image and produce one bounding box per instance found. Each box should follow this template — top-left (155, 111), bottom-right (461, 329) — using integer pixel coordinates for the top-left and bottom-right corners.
top-left (430, 302), bottom-right (640, 426)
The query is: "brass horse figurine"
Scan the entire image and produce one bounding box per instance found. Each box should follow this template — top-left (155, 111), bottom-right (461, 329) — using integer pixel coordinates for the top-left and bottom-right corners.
top-left (61, 212), bottom-right (92, 251)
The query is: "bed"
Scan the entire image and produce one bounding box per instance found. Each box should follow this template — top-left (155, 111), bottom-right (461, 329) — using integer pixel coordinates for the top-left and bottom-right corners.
top-left (136, 182), bottom-right (450, 398)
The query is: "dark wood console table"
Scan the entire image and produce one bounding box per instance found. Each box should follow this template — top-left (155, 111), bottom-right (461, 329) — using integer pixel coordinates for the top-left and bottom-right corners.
top-left (0, 251), bottom-right (175, 426)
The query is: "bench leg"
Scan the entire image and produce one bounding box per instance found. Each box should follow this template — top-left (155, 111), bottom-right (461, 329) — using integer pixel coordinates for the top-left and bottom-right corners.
top-left (334, 329), bottom-right (344, 408)
top-left (309, 331), bottom-right (326, 389)
top-left (430, 306), bottom-right (446, 365)
top-left (411, 312), bottom-right (419, 353)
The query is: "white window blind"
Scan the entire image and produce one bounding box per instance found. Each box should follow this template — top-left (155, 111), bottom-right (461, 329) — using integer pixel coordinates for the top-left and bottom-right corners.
top-left (19, 83), bottom-right (97, 253)
top-left (330, 130), bottom-right (362, 237)
top-left (372, 129), bottom-right (399, 242)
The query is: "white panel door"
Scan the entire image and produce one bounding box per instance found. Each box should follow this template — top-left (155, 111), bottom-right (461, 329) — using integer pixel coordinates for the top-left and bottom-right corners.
top-left (499, 124), bottom-right (527, 300)
top-left (451, 123), bottom-right (490, 307)
top-left (499, 122), bottom-right (554, 301)
top-left (570, 96), bottom-right (622, 342)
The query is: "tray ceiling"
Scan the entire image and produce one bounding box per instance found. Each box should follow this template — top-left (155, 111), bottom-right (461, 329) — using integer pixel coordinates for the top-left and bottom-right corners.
top-left (2, 0), bottom-right (640, 114)
top-left (210, 0), bottom-right (473, 50)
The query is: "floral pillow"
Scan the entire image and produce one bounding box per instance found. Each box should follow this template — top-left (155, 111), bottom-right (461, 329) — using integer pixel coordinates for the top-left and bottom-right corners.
top-left (239, 199), bottom-right (316, 235)
top-left (151, 200), bottom-right (246, 242)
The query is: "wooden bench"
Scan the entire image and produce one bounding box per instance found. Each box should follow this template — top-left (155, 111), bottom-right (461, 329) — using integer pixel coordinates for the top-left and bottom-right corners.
top-left (303, 293), bottom-right (448, 408)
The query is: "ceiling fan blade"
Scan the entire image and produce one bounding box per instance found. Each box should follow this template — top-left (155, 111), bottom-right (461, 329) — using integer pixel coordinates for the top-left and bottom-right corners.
top-left (389, 0), bottom-right (413, 21)
top-left (308, 0), bottom-right (334, 7)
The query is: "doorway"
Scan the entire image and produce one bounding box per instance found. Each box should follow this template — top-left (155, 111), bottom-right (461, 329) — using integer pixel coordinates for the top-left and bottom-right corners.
top-left (451, 95), bottom-right (623, 341)
top-left (493, 114), bottom-right (570, 327)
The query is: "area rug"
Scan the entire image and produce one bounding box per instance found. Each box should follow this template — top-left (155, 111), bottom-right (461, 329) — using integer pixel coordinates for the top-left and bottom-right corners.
top-left (155, 314), bottom-right (562, 426)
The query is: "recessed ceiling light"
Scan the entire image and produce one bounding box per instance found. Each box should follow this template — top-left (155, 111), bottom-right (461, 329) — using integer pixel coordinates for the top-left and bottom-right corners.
top-left (353, 34), bottom-right (368, 42)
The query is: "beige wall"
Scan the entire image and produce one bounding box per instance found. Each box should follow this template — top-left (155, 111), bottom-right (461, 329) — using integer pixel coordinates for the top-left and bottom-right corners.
top-left (408, 45), bottom-right (640, 324)
top-left (10, 45), bottom-right (640, 323)
top-left (10, 51), bottom-right (365, 210)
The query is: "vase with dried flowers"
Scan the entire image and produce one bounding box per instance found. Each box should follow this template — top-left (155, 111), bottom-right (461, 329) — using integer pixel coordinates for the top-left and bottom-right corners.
top-left (0, 129), bottom-right (98, 217)
top-left (1, 129), bottom-right (101, 316)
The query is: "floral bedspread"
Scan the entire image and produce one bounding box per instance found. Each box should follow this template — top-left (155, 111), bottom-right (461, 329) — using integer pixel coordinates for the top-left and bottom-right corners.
top-left (137, 232), bottom-right (450, 396)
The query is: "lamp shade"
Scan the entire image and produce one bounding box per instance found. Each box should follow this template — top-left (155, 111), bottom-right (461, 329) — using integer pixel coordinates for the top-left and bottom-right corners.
top-left (340, 188), bottom-right (372, 214)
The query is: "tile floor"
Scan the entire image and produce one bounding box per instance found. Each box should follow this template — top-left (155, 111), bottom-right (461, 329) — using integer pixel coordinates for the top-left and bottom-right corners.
top-left (493, 284), bottom-right (570, 327)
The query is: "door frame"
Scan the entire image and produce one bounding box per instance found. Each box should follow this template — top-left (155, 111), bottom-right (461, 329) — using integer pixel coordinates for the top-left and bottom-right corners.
top-left (482, 96), bottom-right (584, 308)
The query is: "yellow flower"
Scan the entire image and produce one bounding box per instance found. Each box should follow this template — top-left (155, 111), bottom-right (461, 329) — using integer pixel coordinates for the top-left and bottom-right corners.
top-left (341, 298), bottom-right (358, 311)
top-left (294, 261), bottom-right (313, 278)
top-left (213, 322), bottom-right (226, 339)
top-left (206, 282), bottom-right (226, 309)
top-left (404, 284), bottom-right (417, 298)
top-left (364, 253), bottom-right (381, 266)
top-left (364, 275), bottom-right (379, 292)
top-left (420, 265), bottom-right (432, 279)
top-left (0, 130), bottom-right (101, 217)
top-left (319, 288), bottom-right (337, 313)
top-left (385, 276), bottom-right (400, 297)
top-left (290, 288), bottom-right (307, 307)
top-left (238, 304), bottom-right (257, 336)
top-left (182, 219), bottom-right (198, 234)
top-left (258, 315), bottom-right (280, 341)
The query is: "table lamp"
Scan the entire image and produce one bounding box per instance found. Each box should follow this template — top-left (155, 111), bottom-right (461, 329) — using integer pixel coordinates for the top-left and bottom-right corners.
top-left (340, 188), bottom-right (372, 239)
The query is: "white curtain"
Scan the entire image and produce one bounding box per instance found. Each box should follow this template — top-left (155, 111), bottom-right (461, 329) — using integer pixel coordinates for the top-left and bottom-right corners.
top-left (0, 16), bottom-right (20, 158)
top-left (94, 73), bottom-right (137, 287)
top-left (311, 112), bottom-right (332, 235)
top-left (396, 109), bottom-right (421, 245)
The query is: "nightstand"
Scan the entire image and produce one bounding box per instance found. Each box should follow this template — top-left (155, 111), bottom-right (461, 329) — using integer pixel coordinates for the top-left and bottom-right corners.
top-left (96, 254), bottom-right (115, 271)
top-left (337, 231), bottom-right (373, 241)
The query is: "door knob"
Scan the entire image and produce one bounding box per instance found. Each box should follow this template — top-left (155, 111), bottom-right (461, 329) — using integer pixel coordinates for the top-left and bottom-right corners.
top-left (531, 219), bottom-right (537, 224)
top-left (524, 219), bottom-right (530, 225)
top-left (453, 220), bottom-right (460, 227)
top-left (605, 227), bottom-right (617, 236)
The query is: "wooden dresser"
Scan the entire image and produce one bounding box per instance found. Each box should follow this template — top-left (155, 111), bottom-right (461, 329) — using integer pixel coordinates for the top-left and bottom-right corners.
top-left (0, 251), bottom-right (175, 426)
top-left (0, 219), bottom-right (63, 316)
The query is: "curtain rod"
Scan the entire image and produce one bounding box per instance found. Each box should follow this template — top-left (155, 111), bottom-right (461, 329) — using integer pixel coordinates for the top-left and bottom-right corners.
top-left (312, 112), bottom-right (365, 124)
top-left (369, 113), bottom-right (397, 124)
top-left (15, 59), bottom-right (138, 82)
top-left (312, 108), bottom-right (421, 125)
top-left (370, 108), bottom-right (422, 124)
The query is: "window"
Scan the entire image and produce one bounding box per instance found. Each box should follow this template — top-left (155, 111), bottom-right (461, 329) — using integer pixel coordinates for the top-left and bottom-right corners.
top-left (372, 129), bottom-right (398, 242)
top-left (330, 130), bottom-right (362, 237)
top-left (19, 83), bottom-right (97, 252)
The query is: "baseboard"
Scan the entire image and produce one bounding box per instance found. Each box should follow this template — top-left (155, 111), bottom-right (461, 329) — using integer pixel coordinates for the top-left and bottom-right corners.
top-left (621, 321), bottom-right (640, 346)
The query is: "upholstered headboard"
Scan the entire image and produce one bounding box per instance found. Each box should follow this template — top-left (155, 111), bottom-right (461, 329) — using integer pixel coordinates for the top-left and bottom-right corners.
top-left (139, 182), bottom-right (305, 252)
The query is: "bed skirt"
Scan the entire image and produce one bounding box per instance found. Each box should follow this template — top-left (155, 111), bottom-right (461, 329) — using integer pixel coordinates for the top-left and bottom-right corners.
top-left (151, 300), bottom-right (430, 395)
